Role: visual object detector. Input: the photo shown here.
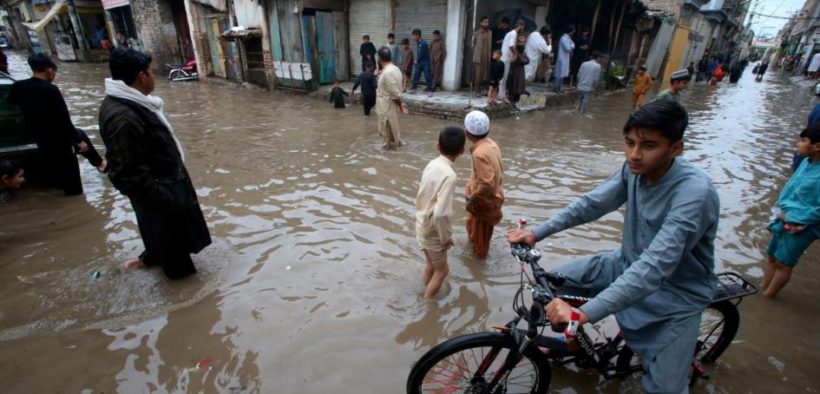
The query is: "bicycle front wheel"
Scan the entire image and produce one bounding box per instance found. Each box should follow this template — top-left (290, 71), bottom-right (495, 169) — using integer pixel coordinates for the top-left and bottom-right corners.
top-left (406, 332), bottom-right (551, 394)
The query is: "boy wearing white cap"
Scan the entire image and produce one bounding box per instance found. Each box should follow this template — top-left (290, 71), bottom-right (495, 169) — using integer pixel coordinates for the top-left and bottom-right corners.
top-left (464, 110), bottom-right (504, 258)
top-left (652, 69), bottom-right (689, 104)
top-left (415, 126), bottom-right (466, 299)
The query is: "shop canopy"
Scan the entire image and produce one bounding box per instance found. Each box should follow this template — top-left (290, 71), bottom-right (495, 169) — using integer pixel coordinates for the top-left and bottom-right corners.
top-left (190, 0), bottom-right (227, 12)
top-left (23, 0), bottom-right (66, 31)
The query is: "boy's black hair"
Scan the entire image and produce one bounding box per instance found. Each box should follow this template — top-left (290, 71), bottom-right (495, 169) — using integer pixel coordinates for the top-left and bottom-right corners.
top-left (480, 15), bottom-right (490, 22)
top-left (566, 24), bottom-right (576, 32)
top-left (501, 17), bottom-right (510, 24)
top-left (433, 30), bottom-right (440, 35)
top-left (109, 48), bottom-right (152, 86)
top-left (439, 126), bottom-right (466, 156)
top-left (623, 100), bottom-right (689, 143)
top-left (638, 65), bottom-right (647, 71)
top-left (377, 47), bottom-right (392, 62)
top-left (539, 25), bottom-right (551, 36)
top-left (366, 62), bottom-right (375, 70)
top-left (800, 122), bottom-right (820, 144)
top-left (401, 38), bottom-right (410, 45)
top-left (0, 159), bottom-right (22, 178)
top-left (590, 51), bottom-right (600, 60)
top-left (28, 53), bottom-right (57, 72)
top-left (388, 33), bottom-right (395, 39)
top-left (362, 35), bottom-right (370, 40)
top-left (492, 49), bottom-right (501, 55)
top-left (412, 29), bottom-right (422, 36)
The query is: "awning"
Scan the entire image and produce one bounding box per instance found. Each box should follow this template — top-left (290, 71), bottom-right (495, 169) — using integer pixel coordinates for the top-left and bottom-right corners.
top-left (190, 0), bottom-right (227, 12)
top-left (23, 0), bottom-right (67, 31)
top-left (221, 27), bottom-right (262, 40)
top-left (101, 0), bottom-right (129, 10)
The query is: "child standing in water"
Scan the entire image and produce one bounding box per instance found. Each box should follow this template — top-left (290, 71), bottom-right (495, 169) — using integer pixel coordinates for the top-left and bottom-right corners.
top-left (762, 123), bottom-right (820, 297)
top-left (415, 126), bottom-right (465, 299)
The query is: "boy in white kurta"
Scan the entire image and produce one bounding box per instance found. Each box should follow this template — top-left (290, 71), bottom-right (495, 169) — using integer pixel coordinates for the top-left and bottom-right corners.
top-left (415, 126), bottom-right (466, 299)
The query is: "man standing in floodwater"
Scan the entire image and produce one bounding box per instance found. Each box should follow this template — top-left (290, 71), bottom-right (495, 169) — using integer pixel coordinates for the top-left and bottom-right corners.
top-left (375, 47), bottom-right (409, 149)
top-left (98, 48), bottom-right (211, 280)
top-left (7, 54), bottom-right (87, 196)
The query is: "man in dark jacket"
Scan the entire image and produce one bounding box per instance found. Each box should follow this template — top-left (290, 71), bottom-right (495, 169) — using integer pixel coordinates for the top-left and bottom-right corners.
top-left (7, 54), bottom-right (87, 195)
top-left (98, 48), bottom-right (211, 280)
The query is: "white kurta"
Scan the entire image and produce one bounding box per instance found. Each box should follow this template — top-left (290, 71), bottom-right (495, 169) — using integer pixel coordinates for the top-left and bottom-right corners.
top-left (555, 33), bottom-right (574, 79)
top-left (500, 29), bottom-right (518, 97)
top-left (524, 32), bottom-right (552, 82)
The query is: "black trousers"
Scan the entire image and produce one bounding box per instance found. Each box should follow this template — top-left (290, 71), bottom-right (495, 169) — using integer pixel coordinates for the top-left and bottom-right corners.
top-left (362, 94), bottom-right (376, 116)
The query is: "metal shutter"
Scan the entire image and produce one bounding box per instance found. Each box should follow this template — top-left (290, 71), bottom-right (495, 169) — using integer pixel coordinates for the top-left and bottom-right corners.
top-left (349, 0), bottom-right (392, 76)
top-left (393, 0), bottom-right (446, 44)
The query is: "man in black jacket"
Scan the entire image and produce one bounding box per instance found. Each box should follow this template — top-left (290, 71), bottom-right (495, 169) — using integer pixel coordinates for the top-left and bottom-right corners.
top-left (7, 54), bottom-right (87, 195)
top-left (98, 48), bottom-right (211, 280)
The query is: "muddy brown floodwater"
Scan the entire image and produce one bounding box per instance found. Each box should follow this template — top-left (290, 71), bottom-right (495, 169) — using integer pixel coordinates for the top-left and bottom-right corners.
top-left (1, 50), bottom-right (818, 393)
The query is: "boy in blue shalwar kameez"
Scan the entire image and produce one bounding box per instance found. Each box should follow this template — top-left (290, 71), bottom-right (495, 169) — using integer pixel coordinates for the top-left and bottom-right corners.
top-left (762, 123), bottom-right (820, 297)
top-left (509, 100), bottom-right (719, 393)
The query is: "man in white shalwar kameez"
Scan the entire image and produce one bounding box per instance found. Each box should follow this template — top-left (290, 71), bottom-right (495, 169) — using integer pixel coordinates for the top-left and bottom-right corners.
top-left (554, 25), bottom-right (575, 92)
top-left (525, 26), bottom-right (552, 82)
top-left (499, 19), bottom-right (525, 99)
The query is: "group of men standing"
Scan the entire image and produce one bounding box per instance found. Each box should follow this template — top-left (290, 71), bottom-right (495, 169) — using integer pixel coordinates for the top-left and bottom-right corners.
top-left (471, 18), bottom-right (595, 99)
top-left (7, 51), bottom-right (211, 280)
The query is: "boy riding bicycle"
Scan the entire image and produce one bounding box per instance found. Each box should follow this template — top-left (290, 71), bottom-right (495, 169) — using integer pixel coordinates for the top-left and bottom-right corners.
top-left (508, 100), bottom-right (719, 393)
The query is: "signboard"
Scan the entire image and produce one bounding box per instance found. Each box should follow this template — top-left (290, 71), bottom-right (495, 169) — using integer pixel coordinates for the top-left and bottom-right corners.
top-left (102, 0), bottom-right (130, 10)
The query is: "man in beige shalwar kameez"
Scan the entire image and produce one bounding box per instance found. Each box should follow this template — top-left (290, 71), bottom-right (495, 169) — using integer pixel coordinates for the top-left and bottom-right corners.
top-left (472, 16), bottom-right (492, 94)
top-left (375, 47), bottom-right (408, 149)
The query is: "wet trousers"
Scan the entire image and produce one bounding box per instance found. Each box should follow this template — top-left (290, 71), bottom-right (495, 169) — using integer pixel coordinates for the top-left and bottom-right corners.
top-left (632, 92), bottom-right (646, 108)
top-left (553, 253), bottom-right (700, 394)
top-left (362, 94), bottom-right (376, 116)
top-left (466, 212), bottom-right (494, 258)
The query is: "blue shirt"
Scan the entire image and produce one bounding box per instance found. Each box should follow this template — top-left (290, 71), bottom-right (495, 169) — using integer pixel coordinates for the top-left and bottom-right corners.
top-left (534, 159), bottom-right (719, 354)
top-left (809, 103), bottom-right (820, 126)
top-left (416, 39), bottom-right (430, 63)
top-left (778, 159), bottom-right (820, 226)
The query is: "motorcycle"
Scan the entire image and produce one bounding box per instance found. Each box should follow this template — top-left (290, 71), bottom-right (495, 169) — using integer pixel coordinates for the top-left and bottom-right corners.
top-left (166, 60), bottom-right (199, 82)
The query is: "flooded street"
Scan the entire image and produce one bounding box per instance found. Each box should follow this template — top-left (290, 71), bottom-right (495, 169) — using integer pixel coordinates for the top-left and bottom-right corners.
top-left (1, 50), bottom-right (818, 393)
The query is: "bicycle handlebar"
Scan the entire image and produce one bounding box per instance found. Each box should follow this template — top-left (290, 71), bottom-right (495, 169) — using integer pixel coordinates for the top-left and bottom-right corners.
top-left (510, 243), bottom-right (568, 333)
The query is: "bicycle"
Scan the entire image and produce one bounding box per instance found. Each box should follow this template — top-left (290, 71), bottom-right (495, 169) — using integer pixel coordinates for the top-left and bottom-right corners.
top-left (406, 239), bottom-right (758, 393)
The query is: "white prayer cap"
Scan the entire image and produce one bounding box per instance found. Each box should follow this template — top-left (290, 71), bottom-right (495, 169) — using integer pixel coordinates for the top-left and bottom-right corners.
top-left (671, 69), bottom-right (689, 80)
top-left (464, 110), bottom-right (490, 136)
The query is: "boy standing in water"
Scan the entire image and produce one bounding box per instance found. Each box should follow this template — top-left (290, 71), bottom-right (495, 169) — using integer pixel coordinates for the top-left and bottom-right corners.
top-left (762, 123), bottom-right (820, 297)
top-left (652, 69), bottom-right (689, 104)
top-left (328, 80), bottom-right (348, 109)
top-left (632, 66), bottom-right (653, 109)
top-left (464, 110), bottom-right (504, 258)
top-left (352, 64), bottom-right (377, 116)
top-left (415, 126), bottom-right (465, 299)
top-left (487, 50), bottom-right (504, 105)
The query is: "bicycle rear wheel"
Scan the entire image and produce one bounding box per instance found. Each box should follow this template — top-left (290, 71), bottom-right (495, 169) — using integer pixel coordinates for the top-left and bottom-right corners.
top-left (697, 300), bottom-right (739, 363)
top-left (406, 332), bottom-right (551, 394)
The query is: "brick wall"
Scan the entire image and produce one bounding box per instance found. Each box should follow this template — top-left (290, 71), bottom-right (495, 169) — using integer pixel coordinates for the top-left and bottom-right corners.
top-left (130, 0), bottom-right (178, 71)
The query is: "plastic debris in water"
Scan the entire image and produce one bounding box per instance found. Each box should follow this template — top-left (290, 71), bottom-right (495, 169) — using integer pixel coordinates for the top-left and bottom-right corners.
top-left (196, 357), bottom-right (211, 370)
top-left (89, 271), bottom-right (101, 281)
top-left (17, 275), bottom-right (34, 284)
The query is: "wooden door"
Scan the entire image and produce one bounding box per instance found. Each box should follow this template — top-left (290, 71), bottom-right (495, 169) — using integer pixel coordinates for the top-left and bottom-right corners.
top-left (206, 17), bottom-right (226, 78)
top-left (315, 11), bottom-right (336, 84)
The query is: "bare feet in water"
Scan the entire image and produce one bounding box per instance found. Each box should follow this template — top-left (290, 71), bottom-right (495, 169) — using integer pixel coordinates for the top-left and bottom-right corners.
top-left (122, 258), bottom-right (146, 270)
